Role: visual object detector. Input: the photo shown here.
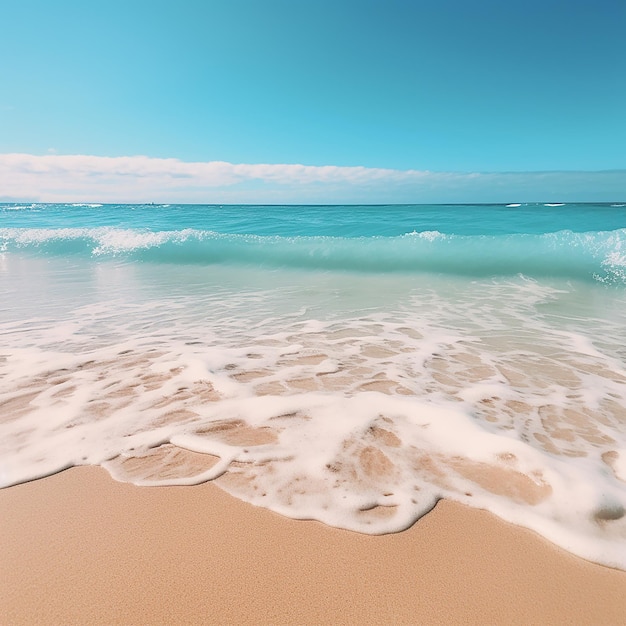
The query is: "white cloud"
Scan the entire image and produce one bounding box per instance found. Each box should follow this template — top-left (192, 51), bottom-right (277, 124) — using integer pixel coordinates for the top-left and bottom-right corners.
top-left (0, 153), bottom-right (624, 203)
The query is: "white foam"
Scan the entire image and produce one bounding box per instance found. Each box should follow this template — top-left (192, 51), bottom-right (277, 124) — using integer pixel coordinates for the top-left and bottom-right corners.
top-left (92, 228), bottom-right (174, 254)
top-left (403, 230), bottom-right (444, 241)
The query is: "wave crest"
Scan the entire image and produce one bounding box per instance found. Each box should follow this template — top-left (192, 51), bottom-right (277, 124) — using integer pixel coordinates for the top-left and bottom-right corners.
top-left (1, 226), bottom-right (626, 284)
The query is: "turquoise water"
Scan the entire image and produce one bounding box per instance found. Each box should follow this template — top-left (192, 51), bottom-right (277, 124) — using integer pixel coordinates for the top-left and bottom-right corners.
top-left (4, 202), bottom-right (626, 235)
top-left (2, 202), bottom-right (626, 283)
top-left (2, 202), bottom-right (626, 569)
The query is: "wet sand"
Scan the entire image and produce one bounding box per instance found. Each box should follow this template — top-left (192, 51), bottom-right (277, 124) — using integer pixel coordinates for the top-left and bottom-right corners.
top-left (2, 466), bottom-right (626, 625)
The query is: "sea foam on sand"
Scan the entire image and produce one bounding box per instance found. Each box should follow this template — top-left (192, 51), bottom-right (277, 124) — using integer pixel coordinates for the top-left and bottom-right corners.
top-left (2, 259), bottom-right (626, 569)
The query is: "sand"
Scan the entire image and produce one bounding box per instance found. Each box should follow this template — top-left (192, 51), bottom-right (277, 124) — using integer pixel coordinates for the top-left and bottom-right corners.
top-left (2, 466), bottom-right (626, 625)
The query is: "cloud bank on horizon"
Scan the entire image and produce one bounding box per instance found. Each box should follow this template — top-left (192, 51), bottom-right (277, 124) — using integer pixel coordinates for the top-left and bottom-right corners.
top-left (1, 153), bottom-right (624, 204)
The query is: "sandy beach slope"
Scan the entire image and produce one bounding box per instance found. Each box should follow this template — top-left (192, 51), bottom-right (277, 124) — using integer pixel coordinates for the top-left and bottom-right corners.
top-left (2, 466), bottom-right (625, 625)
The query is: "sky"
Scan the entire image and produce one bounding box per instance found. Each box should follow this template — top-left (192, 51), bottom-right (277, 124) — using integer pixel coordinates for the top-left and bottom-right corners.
top-left (1, 0), bottom-right (625, 203)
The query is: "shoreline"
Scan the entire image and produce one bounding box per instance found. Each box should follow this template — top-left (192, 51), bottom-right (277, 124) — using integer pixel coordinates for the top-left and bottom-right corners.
top-left (2, 466), bottom-right (626, 625)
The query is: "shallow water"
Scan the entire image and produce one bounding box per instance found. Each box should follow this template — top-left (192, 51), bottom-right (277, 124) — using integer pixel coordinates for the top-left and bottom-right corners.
top-left (2, 203), bottom-right (626, 569)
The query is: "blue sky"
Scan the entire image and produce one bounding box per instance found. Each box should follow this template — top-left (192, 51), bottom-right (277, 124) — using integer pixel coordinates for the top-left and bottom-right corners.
top-left (1, 0), bottom-right (625, 202)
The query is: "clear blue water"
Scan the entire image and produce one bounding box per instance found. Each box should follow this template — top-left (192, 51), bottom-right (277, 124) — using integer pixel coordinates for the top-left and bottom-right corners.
top-left (4, 202), bottom-right (626, 235)
top-left (2, 202), bottom-right (626, 283)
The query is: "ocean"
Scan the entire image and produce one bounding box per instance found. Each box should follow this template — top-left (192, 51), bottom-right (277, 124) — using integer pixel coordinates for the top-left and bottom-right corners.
top-left (2, 202), bottom-right (626, 569)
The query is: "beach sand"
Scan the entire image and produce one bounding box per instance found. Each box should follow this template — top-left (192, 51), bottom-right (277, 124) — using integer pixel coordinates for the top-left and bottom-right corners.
top-left (2, 466), bottom-right (625, 625)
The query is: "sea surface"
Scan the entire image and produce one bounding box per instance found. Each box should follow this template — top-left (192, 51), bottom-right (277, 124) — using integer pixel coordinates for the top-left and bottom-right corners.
top-left (2, 202), bottom-right (626, 568)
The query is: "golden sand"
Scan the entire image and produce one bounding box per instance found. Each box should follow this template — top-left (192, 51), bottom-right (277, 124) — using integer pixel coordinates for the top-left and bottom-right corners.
top-left (2, 466), bottom-right (626, 625)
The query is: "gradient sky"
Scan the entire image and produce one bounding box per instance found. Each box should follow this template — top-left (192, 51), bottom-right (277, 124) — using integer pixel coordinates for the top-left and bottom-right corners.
top-left (1, 0), bottom-right (625, 202)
